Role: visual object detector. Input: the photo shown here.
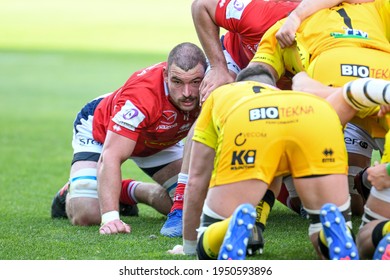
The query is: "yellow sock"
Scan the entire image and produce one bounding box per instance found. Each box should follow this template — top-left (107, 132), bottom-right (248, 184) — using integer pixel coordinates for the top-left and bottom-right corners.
top-left (255, 189), bottom-right (275, 227)
top-left (202, 218), bottom-right (231, 259)
top-left (382, 221), bottom-right (390, 235)
top-left (256, 200), bottom-right (271, 226)
top-left (319, 227), bottom-right (354, 247)
top-left (318, 229), bottom-right (332, 259)
top-left (319, 229), bottom-right (327, 245)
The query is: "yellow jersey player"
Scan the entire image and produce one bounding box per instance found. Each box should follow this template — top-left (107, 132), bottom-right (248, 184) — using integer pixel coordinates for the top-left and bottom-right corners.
top-left (183, 64), bottom-right (357, 260)
top-left (292, 71), bottom-right (390, 259)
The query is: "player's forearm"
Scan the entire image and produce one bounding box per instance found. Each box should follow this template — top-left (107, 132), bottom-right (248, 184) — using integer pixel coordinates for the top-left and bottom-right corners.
top-left (291, 0), bottom-right (344, 22)
top-left (182, 197), bottom-right (202, 255)
top-left (183, 175), bottom-right (207, 241)
top-left (292, 71), bottom-right (337, 98)
top-left (182, 178), bottom-right (205, 253)
top-left (182, 144), bottom-right (214, 239)
top-left (191, 0), bottom-right (227, 70)
top-left (97, 159), bottom-right (122, 216)
top-left (182, 197), bottom-right (202, 242)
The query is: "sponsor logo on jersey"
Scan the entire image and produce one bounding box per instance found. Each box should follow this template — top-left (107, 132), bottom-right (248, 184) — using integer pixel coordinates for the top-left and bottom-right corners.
top-left (322, 148), bottom-right (335, 162)
top-left (231, 149), bottom-right (256, 170)
top-left (341, 64), bottom-right (370, 78)
top-left (122, 108), bottom-right (139, 120)
top-left (158, 123), bottom-right (178, 130)
top-left (234, 133), bottom-right (247, 146)
top-left (371, 68), bottom-right (390, 79)
top-left (331, 28), bottom-right (368, 39)
top-left (161, 110), bottom-right (177, 124)
top-left (226, 0), bottom-right (251, 20)
top-left (249, 107), bottom-right (279, 121)
top-left (145, 139), bottom-right (180, 148)
top-left (156, 110), bottom-right (179, 130)
top-left (250, 105), bottom-right (314, 121)
top-left (344, 137), bottom-right (369, 149)
top-left (113, 124), bottom-right (122, 132)
top-left (234, 132), bottom-right (267, 146)
top-left (112, 100), bottom-right (145, 131)
top-left (77, 137), bottom-right (102, 147)
top-left (219, 0), bottom-right (227, 8)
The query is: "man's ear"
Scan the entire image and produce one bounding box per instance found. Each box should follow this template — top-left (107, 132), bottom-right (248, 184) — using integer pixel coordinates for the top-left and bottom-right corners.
top-left (163, 67), bottom-right (169, 83)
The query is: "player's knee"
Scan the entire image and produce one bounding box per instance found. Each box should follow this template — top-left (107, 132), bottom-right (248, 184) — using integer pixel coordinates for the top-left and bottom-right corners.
top-left (135, 183), bottom-right (172, 213)
top-left (67, 168), bottom-right (100, 226)
top-left (149, 185), bottom-right (171, 207)
top-left (305, 208), bottom-right (322, 237)
top-left (142, 186), bottom-right (171, 215)
top-left (306, 200), bottom-right (352, 237)
top-left (68, 168), bottom-right (98, 199)
top-left (361, 204), bottom-right (389, 227)
top-left (66, 197), bottom-right (100, 226)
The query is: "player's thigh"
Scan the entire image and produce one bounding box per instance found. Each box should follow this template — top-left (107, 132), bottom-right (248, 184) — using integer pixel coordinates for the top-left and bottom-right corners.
top-left (285, 96), bottom-right (348, 178)
top-left (293, 174), bottom-right (349, 210)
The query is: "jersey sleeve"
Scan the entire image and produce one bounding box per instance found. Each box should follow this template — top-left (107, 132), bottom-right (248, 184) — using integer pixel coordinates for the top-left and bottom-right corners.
top-left (108, 84), bottom-right (159, 141)
top-left (109, 99), bottom-right (148, 141)
top-left (251, 19), bottom-right (286, 79)
top-left (193, 94), bottom-right (218, 149)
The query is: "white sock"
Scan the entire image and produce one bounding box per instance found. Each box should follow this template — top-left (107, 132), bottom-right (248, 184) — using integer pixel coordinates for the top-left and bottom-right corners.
top-left (343, 78), bottom-right (390, 110)
top-left (178, 172), bottom-right (188, 184)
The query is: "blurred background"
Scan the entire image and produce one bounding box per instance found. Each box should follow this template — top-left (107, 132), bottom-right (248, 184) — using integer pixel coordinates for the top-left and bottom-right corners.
top-left (0, 0), bottom-right (199, 53)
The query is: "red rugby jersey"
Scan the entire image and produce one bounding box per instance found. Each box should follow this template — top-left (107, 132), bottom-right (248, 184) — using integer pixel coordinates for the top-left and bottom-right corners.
top-left (92, 62), bottom-right (199, 157)
top-left (215, 0), bottom-right (299, 68)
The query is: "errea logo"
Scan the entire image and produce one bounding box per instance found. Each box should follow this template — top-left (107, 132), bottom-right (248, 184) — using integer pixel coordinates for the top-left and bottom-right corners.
top-left (219, 0), bottom-right (226, 8)
top-left (249, 107), bottom-right (279, 121)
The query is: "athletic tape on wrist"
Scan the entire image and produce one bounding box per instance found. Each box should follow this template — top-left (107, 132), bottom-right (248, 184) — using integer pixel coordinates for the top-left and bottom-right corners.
top-left (183, 239), bottom-right (197, 255)
top-left (101, 211), bottom-right (120, 225)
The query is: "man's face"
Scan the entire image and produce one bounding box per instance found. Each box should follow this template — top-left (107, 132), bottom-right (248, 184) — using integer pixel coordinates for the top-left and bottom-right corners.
top-left (164, 63), bottom-right (204, 112)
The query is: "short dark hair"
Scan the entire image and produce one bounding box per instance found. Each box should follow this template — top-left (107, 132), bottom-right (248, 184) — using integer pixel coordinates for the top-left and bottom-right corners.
top-left (236, 64), bottom-right (276, 86)
top-left (167, 42), bottom-right (207, 72)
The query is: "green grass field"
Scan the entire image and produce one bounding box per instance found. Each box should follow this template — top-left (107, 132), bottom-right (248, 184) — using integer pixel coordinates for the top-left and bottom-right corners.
top-left (0, 0), bottom-right (372, 261)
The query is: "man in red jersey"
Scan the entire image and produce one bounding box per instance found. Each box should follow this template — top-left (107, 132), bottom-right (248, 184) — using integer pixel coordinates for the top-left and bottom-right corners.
top-left (50, 42), bottom-right (207, 235)
top-left (193, 0), bottom-right (300, 101)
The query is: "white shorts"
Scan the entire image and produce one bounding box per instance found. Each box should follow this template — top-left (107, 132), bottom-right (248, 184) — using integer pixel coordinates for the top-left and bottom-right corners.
top-left (371, 187), bottom-right (390, 203)
top-left (71, 97), bottom-right (184, 169)
top-left (344, 123), bottom-right (384, 158)
top-left (206, 48), bottom-right (241, 75)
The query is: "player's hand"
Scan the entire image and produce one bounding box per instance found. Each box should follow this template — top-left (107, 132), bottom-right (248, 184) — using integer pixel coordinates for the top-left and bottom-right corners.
top-left (167, 245), bottom-right (185, 255)
top-left (99, 219), bottom-right (131, 235)
top-left (199, 67), bottom-right (235, 104)
top-left (367, 161), bottom-right (390, 191)
top-left (292, 71), bottom-right (312, 91)
top-left (276, 12), bottom-right (301, 49)
top-left (378, 105), bottom-right (390, 117)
